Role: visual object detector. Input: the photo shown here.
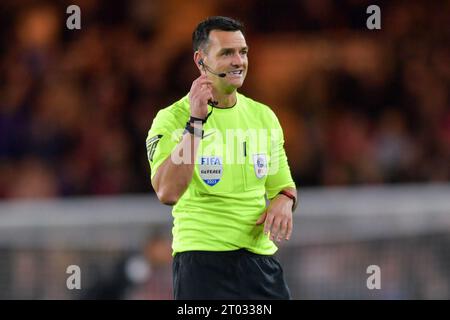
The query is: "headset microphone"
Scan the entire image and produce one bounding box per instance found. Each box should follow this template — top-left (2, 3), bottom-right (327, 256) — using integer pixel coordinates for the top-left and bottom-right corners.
top-left (198, 59), bottom-right (221, 107)
top-left (199, 59), bottom-right (226, 78)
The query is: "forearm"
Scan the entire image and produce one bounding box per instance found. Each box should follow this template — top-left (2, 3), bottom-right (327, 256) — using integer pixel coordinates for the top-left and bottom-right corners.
top-left (152, 128), bottom-right (201, 205)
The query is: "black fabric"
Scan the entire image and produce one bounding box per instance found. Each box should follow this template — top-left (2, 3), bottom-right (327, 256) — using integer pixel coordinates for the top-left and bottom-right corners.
top-left (173, 249), bottom-right (291, 300)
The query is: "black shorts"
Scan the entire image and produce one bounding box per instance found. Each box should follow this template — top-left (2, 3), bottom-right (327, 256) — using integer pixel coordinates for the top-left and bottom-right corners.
top-left (172, 249), bottom-right (291, 300)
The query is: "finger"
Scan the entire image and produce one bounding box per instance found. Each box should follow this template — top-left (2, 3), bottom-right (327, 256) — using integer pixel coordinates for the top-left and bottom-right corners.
top-left (191, 77), bottom-right (213, 90)
top-left (202, 82), bottom-right (213, 91)
top-left (200, 84), bottom-right (213, 94)
top-left (196, 73), bottom-right (208, 80)
top-left (286, 219), bottom-right (293, 241)
top-left (278, 219), bottom-right (288, 242)
top-left (264, 213), bottom-right (274, 235)
top-left (201, 85), bottom-right (214, 98)
top-left (195, 83), bottom-right (213, 96)
top-left (199, 81), bottom-right (214, 88)
top-left (270, 217), bottom-right (282, 242)
top-left (198, 90), bottom-right (214, 104)
top-left (255, 211), bottom-right (267, 225)
top-left (196, 78), bottom-right (213, 86)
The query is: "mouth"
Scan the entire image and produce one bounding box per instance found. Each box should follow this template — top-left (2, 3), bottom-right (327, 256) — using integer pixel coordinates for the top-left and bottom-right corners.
top-left (227, 69), bottom-right (244, 76)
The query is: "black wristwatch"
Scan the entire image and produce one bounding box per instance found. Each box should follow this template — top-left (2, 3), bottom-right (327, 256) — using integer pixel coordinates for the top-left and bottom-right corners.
top-left (189, 115), bottom-right (207, 124)
top-left (184, 122), bottom-right (203, 138)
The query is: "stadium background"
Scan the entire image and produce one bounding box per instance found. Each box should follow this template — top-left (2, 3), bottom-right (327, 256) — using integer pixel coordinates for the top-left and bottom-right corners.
top-left (0, 0), bottom-right (449, 299)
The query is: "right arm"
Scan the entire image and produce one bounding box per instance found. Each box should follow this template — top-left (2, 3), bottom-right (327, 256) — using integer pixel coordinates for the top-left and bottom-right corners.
top-left (151, 74), bottom-right (213, 205)
top-left (151, 124), bottom-right (202, 205)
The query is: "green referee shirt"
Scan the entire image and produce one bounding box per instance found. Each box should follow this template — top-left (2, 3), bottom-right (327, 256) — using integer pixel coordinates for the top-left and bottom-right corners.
top-left (146, 92), bottom-right (296, 255)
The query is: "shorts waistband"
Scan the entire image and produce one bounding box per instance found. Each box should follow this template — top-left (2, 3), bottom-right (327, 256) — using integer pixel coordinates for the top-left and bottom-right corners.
top-left (175, 248), bottom-right (272, 258)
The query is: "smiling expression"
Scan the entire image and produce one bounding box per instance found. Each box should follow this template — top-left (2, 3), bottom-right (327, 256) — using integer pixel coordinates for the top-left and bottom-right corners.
top-left (199, 30), bottom-right (249, 93)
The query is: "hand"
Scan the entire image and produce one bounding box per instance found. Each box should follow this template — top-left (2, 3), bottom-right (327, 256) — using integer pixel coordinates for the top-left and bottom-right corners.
top-left (256, 195), bottom-right (293, 242)
top-left (188, 74), bottom-right (213, 119)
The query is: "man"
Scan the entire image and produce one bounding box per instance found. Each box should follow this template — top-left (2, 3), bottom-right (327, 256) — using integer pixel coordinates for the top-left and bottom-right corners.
top-left (146, 16), bottom-right (297, 300)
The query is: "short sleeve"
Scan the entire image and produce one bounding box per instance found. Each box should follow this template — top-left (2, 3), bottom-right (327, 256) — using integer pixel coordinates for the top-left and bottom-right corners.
top-left (146, 109), bottom-right (183, 181)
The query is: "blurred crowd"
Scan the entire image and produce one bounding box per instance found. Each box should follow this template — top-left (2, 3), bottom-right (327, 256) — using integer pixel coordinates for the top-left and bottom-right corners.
top-left (0, 0), bottom-right (449, 198)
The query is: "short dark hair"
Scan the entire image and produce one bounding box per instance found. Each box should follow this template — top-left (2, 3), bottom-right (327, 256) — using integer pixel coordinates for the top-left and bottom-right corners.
top-left (192, 16), bottom-right (244, 52)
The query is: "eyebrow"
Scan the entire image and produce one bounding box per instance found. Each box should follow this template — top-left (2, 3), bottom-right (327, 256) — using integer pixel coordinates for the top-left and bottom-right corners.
top-left (218, 46), bottom-right (249, 54)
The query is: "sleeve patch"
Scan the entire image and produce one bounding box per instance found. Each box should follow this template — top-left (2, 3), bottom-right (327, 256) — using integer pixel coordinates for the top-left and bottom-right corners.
top-left (146, 134), bottom-right (163, 162)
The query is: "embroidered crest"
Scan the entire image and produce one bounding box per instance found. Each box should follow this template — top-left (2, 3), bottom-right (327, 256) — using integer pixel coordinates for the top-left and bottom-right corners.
top-left (199, 156), bottom-right (223, 186)
top-left (252, 154), bottom-right (268, 179)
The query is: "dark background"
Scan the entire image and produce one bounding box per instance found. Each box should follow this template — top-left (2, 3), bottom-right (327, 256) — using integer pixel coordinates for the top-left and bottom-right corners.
top-left (0, 0), bottom-right (448, 199)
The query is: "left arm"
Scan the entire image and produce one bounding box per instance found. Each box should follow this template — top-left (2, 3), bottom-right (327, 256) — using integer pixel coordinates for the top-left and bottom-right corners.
top-left (255, 112), bottom-right (297, 242)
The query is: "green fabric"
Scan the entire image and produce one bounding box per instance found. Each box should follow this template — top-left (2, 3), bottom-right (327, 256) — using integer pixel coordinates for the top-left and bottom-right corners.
top-left (146, 92), bottom-right (296, 255)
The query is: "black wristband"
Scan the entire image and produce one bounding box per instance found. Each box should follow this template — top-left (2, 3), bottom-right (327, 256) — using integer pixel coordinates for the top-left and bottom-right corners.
top-left (189, 116), bottom-right (206, 124)
top-left (184, 122), bottom-right (203, 138)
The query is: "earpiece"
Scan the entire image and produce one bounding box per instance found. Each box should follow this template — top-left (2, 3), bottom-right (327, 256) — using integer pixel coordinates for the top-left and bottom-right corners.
top-left (198, 59), bottom-right (225, 78)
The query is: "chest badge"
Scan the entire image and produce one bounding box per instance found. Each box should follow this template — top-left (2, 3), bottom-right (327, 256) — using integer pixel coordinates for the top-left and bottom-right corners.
top-left (252, 154), bottom-right (268, 179)
top-left (199, 156), bottom-right (223, 186)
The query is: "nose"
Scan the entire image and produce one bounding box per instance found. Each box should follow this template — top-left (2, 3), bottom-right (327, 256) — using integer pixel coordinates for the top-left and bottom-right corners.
top-left (231, 53), bottom-right (244, 67)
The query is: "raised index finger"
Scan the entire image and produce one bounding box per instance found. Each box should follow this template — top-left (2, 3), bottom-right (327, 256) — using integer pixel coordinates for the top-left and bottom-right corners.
top-left (191, 75), bottom-right (213, 90)
top-left (197, 77), bottom-right (213, 86)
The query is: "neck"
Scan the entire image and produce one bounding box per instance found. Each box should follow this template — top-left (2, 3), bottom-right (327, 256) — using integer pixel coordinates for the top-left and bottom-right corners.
top-left (211, 89), bottom-right (237, 108)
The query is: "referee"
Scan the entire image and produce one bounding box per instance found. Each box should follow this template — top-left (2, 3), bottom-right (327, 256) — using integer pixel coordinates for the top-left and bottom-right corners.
top-left (146, 16), bottom-right (297, 300)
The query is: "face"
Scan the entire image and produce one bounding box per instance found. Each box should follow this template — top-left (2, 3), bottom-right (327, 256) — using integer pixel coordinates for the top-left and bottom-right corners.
top-left (200, 30), bottom-right (248, 93)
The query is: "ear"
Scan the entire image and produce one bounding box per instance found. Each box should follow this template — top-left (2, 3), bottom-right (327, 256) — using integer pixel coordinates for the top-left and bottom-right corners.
top-left (193, 51), bottom-right (203, 71)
